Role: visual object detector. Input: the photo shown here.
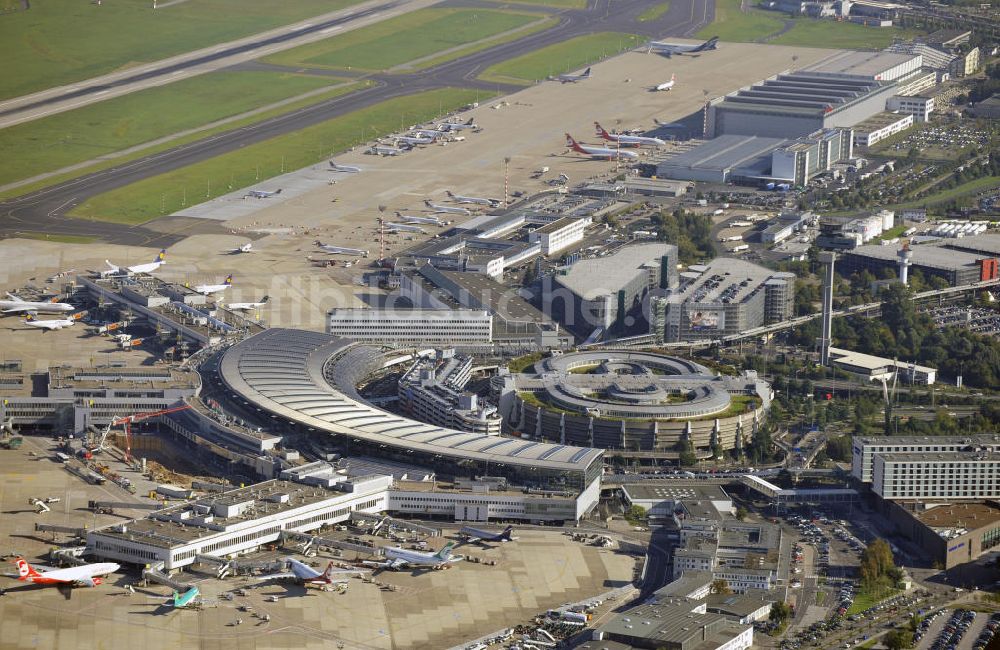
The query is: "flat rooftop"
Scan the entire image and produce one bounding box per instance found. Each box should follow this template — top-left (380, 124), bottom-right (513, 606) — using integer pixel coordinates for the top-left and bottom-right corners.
top-left (48, 365), bottom-right (198, 391)
top-left (668, 257), bottom-right (791, 306)
top-left (828, 347), bottom-right (935, 374)
top-left (659, 134), bottom-right (785, 174)
top-left (854, 111), bottom-right (913, 132)
top-left (434, 267), bottom-right (555, 325)
top-left (877, 451), bottom-right (1000, 463)
top-left (847, 242), bottom-right (986, 271)
top-left (804, 51), bottom-right (918, 78)
top-left (622, 483), bottom-right (730, 502)
top-left (533, 216), bottom-right (582, 235)
top-left (554, 243), bottom-right (675, 300)
top-left (856, 434), bottom-right (1000, 446)
top-left (945, 233), bottom-right (1000, 257)
top-left (915, 502), bottom-right (1000, 530)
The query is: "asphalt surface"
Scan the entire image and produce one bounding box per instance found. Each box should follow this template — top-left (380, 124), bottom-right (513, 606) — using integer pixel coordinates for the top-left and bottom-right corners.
top-left (0, 0), bottom-right (714, 246)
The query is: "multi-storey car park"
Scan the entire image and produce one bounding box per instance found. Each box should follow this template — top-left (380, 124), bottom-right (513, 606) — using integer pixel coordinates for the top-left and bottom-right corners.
top-left (497, 350), bottom-right (771, 458)
top-left (214, 328), bottom-right (604, 497)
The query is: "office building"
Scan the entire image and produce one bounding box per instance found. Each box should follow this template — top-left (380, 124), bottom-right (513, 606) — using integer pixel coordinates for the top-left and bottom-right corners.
top-left (593, 599), bottom-right (754, 650)
top-left (885, 501), bottom-right (1000, 569)
top-left (501, 350), bottom-right (771, 456)
top-left (886, 95), bottom-right (935, 122)
top-left (326, 308), bottom-right (492, 347)
top-left (840, 239), bottom-right (999, 286)
top-left (828, 347), bottom-right (936, 384)
top-left (852, 112), bottom-right (914, 147)
top-left (398, 351), bottom-right (502, 435)
top-left (542, 243), bottom-right (678, 337)
top-left (528, 216), bottom-right (591, 256)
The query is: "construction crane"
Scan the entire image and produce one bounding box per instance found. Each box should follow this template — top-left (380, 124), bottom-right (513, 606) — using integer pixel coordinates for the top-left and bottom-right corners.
top-left (96, 405), bottom-right (193, 462)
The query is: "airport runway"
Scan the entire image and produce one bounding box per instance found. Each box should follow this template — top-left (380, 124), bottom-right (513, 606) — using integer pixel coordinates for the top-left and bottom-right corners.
top-left (0, 0), bottom-right (714, 245)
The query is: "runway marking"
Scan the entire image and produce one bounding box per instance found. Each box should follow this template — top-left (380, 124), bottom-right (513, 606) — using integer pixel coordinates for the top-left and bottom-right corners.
top-left (320, 26), bottom-right (342, 34)
top-left (47, 197), bottom-right (77, 217)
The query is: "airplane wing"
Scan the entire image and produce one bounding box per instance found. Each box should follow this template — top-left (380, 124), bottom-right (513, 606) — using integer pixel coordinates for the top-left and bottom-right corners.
top-left (5, 294), bottom-right (24, 302)
top-left (74, 576), bottom-right (97, 588)
top-left (388, 559), bottom-right (407, 570)
top-left (251, 572), bottom-right (296, 581)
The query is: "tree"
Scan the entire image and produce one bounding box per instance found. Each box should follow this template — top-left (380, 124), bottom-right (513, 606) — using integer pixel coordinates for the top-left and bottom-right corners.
top-left (885, 629), bottom-right (913, 650)
top-left (769, 601), bottom-right (792, 625)
top-left (711, 578), bottom-right (732, 595)
top-left (625, 504), bottom-right (647, 523)
top-left (735, 506), bottom-right (749, 521)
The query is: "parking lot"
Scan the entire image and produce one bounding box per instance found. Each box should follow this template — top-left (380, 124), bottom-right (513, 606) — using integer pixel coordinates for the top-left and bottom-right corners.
top-left (925, 305), bottom-right (1000, 337)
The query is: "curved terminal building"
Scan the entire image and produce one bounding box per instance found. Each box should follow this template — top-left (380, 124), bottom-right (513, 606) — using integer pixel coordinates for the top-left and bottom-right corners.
top-left (216, 329), bottom-right (603, 495)
top-left (499, 351), bottom-right (771, 458)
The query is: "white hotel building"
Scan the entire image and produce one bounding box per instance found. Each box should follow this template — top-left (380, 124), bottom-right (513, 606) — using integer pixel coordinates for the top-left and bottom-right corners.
top-left (851, 434), bottom-right (1000, 483)
top-left (873, 452), bottom-right (1000, 501)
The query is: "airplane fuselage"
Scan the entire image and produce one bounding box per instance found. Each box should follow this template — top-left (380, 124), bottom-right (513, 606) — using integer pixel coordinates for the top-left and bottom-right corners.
top-left (1, 299), bottom-right (74, 314)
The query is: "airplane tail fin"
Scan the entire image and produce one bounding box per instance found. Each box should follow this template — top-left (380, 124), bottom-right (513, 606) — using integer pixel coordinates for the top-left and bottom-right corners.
top-left (224, 275), bottom-right (233, 285)
top-left (672, 73), bottom-right (676, 82)
top-left (171, 591), bottom-right (180, 604)
top-left (501, 526), bottom-right (514, 540)
top-left (565, 133), bottom-right (585, 153)
top-left (155, 249), bottom-right (166, 263)
top-left (446, 191), bottom-right (455, 198)
top-left (582, 67), bottom-right (592, 77)
top-left (594, 122), bottom-right (610, 138)
top-left (705, 37), bottom-right (719, 49)
top-left (275, 189), bottom-right (282, 195)
top-left (14, 557), bottom-right (41, 580)
top-left (465, 118), bottom-right (474, 125)
top-left (321, 561), bottom-right (335, 582)
top-left (436, 543), bottom-right (456, 560)
top-left (24, 314), bottom-right (35, 322)
top-left (261, 296), bottom-right (270, 304)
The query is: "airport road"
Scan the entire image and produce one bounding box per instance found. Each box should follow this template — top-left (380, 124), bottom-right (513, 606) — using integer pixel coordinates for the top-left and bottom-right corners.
top-left (0, 0), bottom-right (713, 244)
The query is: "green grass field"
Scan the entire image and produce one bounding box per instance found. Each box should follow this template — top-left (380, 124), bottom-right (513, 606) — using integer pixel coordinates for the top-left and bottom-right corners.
top-left (479, 32), bottom-right (641, 84)
top-left (496, 0), bottom-right (587, 7)
top-left (0, 81), bottom-right (369, 201)
top-left (697, 0), bottom-right (917, 45)
top-left (889, 176), bottom-right (1000, 210)
top-left (846, 588), bottom-right (900, 616)
top-left (771, 19), bottom-right (919, 49)
top-left (69, 88), bottom-right (490, 225)
top-left (696, 0), bottom-right (784, 42)
top-left (0, 71), bottom-right (344, 188)
top-left (638, 2), bottom-right (672, 21)
top-left (263, 8), bottom-right (540, 72)
top-left (14, 232), bottom-right (97, 244)
top-left (0, 0), bottom-right (363, 100)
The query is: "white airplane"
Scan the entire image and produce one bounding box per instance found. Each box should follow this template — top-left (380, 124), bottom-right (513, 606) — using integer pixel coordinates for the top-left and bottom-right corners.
top-left (368, 145), bottom-right (404, 156)
top-left (384, 222), bottom-right (425, 234)
top-left (564, 133), bottom-right (639, 160)
top-left (594, 123), bottom-right (665, 147)
top-left (316, 241), bottom-right (369, 257)
top-left (226, 296), bottom-right (269, 311)
top-left (102, 249), bottom-right (166, 277)
top-left (458, 525), bottom-right (516, 544)
top-left (225, 243), bottom-right (253, 254)
top-left (329, 161), bottom-right (361, 173)
top-left (446, 191), bottom-right (502, 208)
top-left (424, 200), bottom-right (471, 216)
top-left (416, 128), bottom-right (449, 138)
top-left (550, 67), bottom-right (592, 83)
top-left (645, 36), bottom-right (718, 57)
top-left (396, 134), bottom-right (435, 146)
top-left (23, 313), bottom-right (75, 330)
top-left (254, 559), bottom-right (368, 588)
top-left (244, 189), bottom-right (282, 199)
top-left (396, 212), bottom-right (444, 226)
top-left (12, 556), bottom-right (119, 589)
top-left (440, 118), bottom-right (477, 131)
top-left (193, 274), bottom-right (233, 295)
top-left (655, 74), bottom-right (677, 91)
top-left (1, 293), bottom-right (74, 314)
top-left (367, 542), bottom-right (463, 571)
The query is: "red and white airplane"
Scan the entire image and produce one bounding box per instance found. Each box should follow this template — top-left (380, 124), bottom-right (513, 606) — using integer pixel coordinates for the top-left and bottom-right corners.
top-left (594, 123), bottom-right (666, 147)
top-left (564, 133), bottom-right (639, 160)
top-left (13, 557), bottom-right (120, 588)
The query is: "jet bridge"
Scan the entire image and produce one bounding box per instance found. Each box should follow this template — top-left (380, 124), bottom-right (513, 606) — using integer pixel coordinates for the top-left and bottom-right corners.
top-left (280, 530), bottom-right (383, 557)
